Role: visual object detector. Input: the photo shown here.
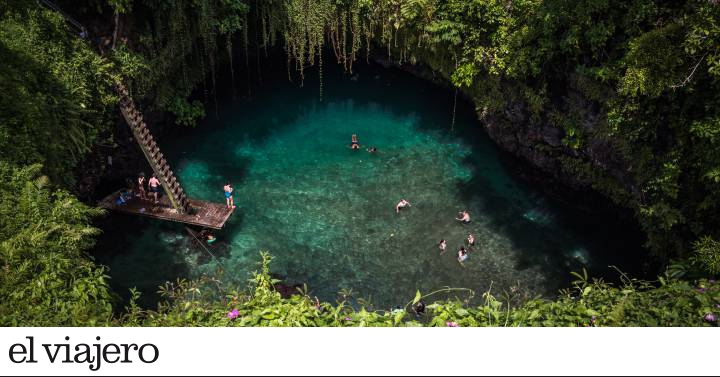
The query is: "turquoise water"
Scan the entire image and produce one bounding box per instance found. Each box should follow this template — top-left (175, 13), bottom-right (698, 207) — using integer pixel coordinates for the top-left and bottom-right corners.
top-left (94, 62), bottom-right (643, 309)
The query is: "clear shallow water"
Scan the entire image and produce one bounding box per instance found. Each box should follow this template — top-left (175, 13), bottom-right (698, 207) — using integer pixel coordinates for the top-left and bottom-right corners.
top-left (94, 62), bottom-right (644, 309)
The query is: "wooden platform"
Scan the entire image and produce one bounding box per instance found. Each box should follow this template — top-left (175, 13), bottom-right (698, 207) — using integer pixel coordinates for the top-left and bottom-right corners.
top-left (99, 191), bottom-right (234, 229)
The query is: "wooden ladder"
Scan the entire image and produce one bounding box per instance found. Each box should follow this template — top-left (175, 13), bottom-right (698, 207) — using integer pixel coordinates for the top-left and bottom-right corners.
top-left (114, 82), bottom-right (192, 214)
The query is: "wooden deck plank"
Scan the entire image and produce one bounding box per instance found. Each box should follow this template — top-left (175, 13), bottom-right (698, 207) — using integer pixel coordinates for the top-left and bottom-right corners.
top-left (98, 191), bottom-right (234, 229)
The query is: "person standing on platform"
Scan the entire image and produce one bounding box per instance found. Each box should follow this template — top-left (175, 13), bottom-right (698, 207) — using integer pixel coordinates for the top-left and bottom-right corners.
top-left (148, 174), bottom-right (161, 204)
top-left (137, 172), bottom-right (147, 200)
top-left (224, 182), bottom-right (236, 209)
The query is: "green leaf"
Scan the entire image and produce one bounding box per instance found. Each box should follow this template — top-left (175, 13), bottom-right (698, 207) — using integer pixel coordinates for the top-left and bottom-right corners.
top-left (393, 311), bottom-right (405, 326)
top-left (412, 290), bottom-right (422, 305)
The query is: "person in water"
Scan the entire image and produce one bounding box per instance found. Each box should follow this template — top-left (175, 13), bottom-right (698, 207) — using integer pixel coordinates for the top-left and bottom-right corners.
top-left (350, 134), bottom-right (360, 150)
top-left (224, 182), bottom-right (236, 209)
top-left (367, 146), bottom-right (377, 153)
top-left (456, 210), bottom-right (471, 223)
top-left (396, 199), bottom-right (411, 213)
top-left (457, 246), bottom-right (468, 263)
top-left (198, 229), bottom-right (217, 244)
top-left (148, 174), bottom-right (161, 204)
top-left (467, 233), bottom-right (476, 247)
top-left (137, 172), bottom-right (147, 200)
top-left (438, 239), bottom-right (447, 255)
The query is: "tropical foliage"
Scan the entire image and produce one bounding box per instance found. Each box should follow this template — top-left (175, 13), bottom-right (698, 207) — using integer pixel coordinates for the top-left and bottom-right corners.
top-left (120, 252), bottom-right (719, 327)
top-left (0, 163), bottom-right (113, 326)
top-left (0, 1), bottom-right (116, 185)
top-left (1, 0), bottom-right (719, 326)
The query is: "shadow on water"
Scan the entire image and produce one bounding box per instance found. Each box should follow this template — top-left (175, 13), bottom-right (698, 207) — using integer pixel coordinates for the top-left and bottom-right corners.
top-left (93, 215), bottom-right (191, 308)
top-left (93, 55), bottom-right (647, 310)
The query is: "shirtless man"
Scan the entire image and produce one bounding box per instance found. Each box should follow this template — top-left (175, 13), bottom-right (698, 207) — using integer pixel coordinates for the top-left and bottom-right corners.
top-left (467, 234), bottom-right (475, 247)
top-left (456, 210), bottom-right (471, 223)
top-left (438, 239), bottom-right (447, 255)
top-left (148, 174), bottom-right (161, 204)
top-left (396, 199), bottom-right (411, 213)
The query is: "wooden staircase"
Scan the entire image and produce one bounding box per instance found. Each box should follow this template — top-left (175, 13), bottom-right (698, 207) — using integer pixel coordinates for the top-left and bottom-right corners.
top-left (114, 82), bottom-right (192, 214)
top-left (40, 0), bottom-right (235, 229)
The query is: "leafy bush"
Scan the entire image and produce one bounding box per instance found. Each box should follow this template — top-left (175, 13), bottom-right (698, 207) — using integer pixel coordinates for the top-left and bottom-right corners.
top-left (120, 253), bottom-right (719, 327)
top-left (0, 163), bottom-right (113, 326)
top-left (167, 97), bottom-right (206, 127)
top-left (692, 236), bottom-right (720, 275)
top-left (0, 2), bottom-right (115, 184)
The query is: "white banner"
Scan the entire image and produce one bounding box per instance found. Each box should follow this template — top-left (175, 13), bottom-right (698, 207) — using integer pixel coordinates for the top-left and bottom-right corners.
top-left (0, 327), bottom-right (717, 376)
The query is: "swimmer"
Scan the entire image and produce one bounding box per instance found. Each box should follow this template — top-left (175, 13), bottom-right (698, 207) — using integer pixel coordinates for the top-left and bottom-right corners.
top-left (457, 246), bottom-right (468, 263)
top-left (456, 210), bottom-right (471, 223)
top-left (198, 229), bottom-right (217, 244)
top-left (206, 234), bottom-right (216, 244)
top-left (367, 146), bottom-right (377, 153)
top-left (396, 199), bottom-right (411, 213)
top-left (467, 233), bottom-right (475, 247)
top-left (438, 239), bottom-right (447, 255)
top-left (350, 134), bottom-right (360, 150)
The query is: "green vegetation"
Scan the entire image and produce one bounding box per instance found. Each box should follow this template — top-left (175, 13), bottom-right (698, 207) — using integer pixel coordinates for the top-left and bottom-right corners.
top-left (0, 1), bottom-right (116, 185)
top-left (115, 253), bottom-right (720, 327)
top-left (1, 0), bottom-right (719, 326)
top-left (0, 163), bottom-right (113, 326)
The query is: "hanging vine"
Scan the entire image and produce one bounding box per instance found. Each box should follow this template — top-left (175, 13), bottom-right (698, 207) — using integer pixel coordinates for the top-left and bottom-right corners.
top-left (283, 0), bottom-right (333, 88)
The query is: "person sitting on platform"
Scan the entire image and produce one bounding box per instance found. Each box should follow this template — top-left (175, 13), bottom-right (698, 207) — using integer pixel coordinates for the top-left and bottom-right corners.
top-left (115, 190), bottom-right (132, 206)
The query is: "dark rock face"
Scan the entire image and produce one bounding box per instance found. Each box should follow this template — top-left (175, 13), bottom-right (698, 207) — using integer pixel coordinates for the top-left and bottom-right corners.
top-left (76, 105), bottom-right (173, 203)
top-left (378, 55), bottom-right (637, 201)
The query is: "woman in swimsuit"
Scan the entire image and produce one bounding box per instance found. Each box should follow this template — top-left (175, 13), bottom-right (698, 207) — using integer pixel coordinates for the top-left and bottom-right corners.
top-left (351, 134), bottom-right (360, 150)
top-left (137, 172), bottom-right (146, 200)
